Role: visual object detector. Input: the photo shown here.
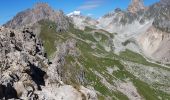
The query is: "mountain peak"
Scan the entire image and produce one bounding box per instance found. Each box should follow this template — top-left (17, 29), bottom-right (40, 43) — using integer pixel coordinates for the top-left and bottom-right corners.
top-left (34, 2), bottom-right (50, 9)
top-left (128, 0), bottom-right (145, 13)
top-left (32, 2), bottom-right (55, 17)
top-left (160, 0), bottom-right (170, 5)
top-left (4, 2), bottom-right (69, 32)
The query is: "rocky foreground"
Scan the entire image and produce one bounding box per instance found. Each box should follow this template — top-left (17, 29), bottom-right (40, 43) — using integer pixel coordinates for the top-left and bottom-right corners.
top-left (0, 26), bottom-right (97, 100)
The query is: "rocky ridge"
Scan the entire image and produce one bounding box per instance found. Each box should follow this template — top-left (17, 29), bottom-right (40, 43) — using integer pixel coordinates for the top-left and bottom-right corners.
top-left (0, 26), bottom-right (97, 100)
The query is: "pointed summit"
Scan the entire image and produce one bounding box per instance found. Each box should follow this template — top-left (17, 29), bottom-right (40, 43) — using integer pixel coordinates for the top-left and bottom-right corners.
top-left (34, 2), bottom-right (50, 9)
top-left (128, 0), bottom-right (145, 13)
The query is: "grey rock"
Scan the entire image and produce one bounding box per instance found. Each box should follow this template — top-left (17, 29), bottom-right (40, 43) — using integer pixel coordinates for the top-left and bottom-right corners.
top-left (0, 27), bottom-right (48, 99)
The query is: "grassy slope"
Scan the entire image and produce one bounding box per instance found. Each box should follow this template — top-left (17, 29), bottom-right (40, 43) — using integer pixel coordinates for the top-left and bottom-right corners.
top-left (38, 20), bottom-right (170, 100)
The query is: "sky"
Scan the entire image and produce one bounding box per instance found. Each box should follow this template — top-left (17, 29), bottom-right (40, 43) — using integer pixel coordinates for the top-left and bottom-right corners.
top-left (0, 0), bottom-right (160, 25)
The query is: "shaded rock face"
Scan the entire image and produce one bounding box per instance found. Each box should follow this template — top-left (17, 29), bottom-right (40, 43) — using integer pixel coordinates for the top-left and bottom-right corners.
top-left (0, 84), bottom-right (18, 99)
top-left (4, 3), bottom-right (69, 32)
top-left (128, 0), bottom-right (145, 13)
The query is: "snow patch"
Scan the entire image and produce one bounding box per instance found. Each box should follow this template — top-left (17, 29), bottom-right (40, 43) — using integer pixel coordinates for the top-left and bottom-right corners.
top-left (67, 11), bottom-right (81, 16)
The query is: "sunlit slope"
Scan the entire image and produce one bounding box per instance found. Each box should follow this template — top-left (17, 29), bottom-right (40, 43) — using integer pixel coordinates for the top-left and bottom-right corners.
top-left (38, 20), bottom-right (170, 100)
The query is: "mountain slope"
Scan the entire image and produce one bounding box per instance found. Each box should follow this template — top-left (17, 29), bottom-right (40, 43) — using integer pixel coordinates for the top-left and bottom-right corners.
top-left (36, 19), bottom-right (170, 100)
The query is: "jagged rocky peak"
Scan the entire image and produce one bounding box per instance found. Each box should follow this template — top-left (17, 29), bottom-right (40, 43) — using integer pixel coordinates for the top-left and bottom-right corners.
top-left (4, 2), bottom-right (69, 32)
top-left (32, 2), bottom-right (55, 16)
top-left (34, 2), bottom-right (50, 9)
top-left (128, 0), bottom-right (145, 13)
top-left (160, 0), bottom-right (170, 5)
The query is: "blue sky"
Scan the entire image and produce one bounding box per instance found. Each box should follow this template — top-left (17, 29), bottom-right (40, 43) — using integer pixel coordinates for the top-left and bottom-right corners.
top-left (0, 0), bottom-right (159, 25)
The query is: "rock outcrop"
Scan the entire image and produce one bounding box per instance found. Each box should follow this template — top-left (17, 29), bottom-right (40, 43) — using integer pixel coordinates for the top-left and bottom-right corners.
top-left (0, 26), bottom-right (47, 99)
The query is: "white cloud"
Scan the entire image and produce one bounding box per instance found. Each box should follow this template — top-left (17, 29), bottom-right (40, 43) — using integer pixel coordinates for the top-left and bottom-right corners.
top-left (77, 0), bottom-right (103, 10)
top-left (78, 5), bottom-right (99, 10)
top-left (67, 11), bottom-right (81, 16)
top-left (87, 13), bottom-right (93, 16)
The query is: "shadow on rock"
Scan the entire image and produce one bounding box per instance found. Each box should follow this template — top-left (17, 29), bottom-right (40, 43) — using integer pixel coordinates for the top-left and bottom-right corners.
top-left (27, 62), bottom-right (46, 90)
top-left (0, 83), bottom-right (18, 99)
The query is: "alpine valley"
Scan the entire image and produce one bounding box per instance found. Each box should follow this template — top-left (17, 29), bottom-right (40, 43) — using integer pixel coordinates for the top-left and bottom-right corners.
top-left (0, 0), bottom-right (170, 100)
